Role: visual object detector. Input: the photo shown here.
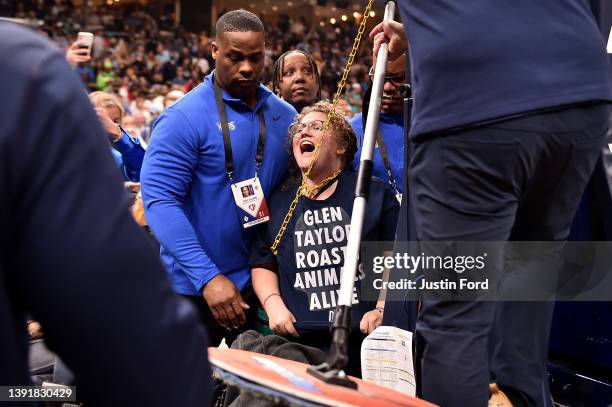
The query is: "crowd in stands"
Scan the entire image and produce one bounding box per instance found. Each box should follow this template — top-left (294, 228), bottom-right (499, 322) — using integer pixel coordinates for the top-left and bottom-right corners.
top-left (12, 0), bottom-right (373, 138)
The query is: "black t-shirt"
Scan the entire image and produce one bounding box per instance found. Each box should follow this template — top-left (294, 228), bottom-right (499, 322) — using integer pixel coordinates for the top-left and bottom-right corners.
top-left (250, 171), bottom-right (399, 334)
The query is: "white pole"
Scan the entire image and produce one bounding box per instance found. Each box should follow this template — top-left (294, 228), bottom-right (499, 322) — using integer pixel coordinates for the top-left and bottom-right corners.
top-left (338, 0), bottom-right (396, 306)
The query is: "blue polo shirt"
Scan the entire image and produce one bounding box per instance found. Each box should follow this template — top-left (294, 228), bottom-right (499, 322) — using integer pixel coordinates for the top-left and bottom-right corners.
top-left (142, 73), bottom-right (296, 296)
top-left (399, 0), bottom-right (612, 137)
top-left (351, 111), bottom-right (404, 193)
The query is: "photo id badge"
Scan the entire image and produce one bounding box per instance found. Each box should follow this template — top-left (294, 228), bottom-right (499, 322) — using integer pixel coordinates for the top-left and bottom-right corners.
top-left (231, 177), bottom-right (270, 229)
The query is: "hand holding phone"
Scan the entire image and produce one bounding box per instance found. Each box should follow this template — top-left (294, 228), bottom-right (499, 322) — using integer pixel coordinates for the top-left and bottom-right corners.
top-left (77, 32), bottom-right (94, 56)
top-left (65, 33), bottom-right (93, 66)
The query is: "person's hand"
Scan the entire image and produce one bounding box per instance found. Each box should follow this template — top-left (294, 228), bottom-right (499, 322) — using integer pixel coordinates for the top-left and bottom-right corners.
top-left (65, 41), bottom-right (91, 66)
top-left (27, 320), bottom-right (43, 340)
top-left (124, 181), bottom-right (141, 193)
top-left (265, 295), bottom-right (298, 337)
top-left (369, 20), bottom-right (408, 61)
top-left (94, 107), bottom-right (121, 141)
top-left (202, 274), bottom-right (250, 330)
top-left (131, 191), bottom-right (147, 227)
top-left (360, 308), bottom-right (384, 334)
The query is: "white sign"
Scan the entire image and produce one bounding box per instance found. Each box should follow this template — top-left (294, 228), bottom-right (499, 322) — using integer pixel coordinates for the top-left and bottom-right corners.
top-left (360, 326), bottom-right (416, 396)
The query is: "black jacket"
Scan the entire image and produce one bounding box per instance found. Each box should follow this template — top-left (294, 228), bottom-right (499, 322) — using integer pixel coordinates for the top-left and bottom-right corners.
top-left (0, 21), bottom-right (212, 406)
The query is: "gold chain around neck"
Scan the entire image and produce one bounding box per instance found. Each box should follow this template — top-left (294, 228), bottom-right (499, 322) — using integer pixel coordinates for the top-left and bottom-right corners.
top-left (301, 169), bottom-right (342, 199)
top-left (270, 0), bottom-right (375, 255)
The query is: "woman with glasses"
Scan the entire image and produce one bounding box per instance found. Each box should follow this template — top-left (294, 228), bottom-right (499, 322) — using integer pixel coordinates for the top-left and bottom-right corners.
top-left (249, 101), bottom-right (399, 376)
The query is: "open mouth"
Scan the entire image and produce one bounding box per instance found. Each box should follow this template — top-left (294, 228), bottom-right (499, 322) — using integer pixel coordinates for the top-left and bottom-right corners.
top-left (299, 139), bottom-right (316, 154)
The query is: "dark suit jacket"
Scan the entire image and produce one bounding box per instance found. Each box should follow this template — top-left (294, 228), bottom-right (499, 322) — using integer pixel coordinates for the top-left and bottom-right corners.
top-left (0, 21), bottom-right (212, 406)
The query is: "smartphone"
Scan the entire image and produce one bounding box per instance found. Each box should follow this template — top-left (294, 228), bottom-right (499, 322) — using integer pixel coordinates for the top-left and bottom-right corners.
top-left (77, 32), bottom-right (94, 56)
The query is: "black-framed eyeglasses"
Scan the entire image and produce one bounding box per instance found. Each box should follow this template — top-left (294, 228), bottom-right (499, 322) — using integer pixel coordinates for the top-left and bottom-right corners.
top-left (289, 119), bottom-right (326, 136)
top-left (368, 66), bottom-right (404, 87)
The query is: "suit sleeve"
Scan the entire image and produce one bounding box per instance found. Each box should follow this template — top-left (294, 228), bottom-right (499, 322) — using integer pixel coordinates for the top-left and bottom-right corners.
top-left (10, 51), bottom-right (212, 407)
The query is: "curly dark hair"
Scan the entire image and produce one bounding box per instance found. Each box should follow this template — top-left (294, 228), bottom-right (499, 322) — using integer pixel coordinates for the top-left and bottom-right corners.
top-left (281, 101), bottom-right (357, 191)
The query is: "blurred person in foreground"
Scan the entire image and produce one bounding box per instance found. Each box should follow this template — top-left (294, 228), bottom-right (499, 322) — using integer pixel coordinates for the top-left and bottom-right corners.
top-left (90, 91), bottom-right (146, 182)
top-left (141, 10), bottom-right (296, 346)
top-left (272, 50), bottom-right (321, 113)
top-left (0, 21), bottom-right (212, 406)
top-left (370, 1), bottom-right (611, 405)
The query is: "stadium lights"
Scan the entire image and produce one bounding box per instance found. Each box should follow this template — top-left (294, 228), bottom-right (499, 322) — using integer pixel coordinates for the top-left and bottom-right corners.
top-left (330, 17), bottom-right (336, 24)
top-left (369, 11), bottom-right (375, 17)
top-left (353, 12), bottom-right (360, 18)
top-left (341, 14), bottom-right (347, 21)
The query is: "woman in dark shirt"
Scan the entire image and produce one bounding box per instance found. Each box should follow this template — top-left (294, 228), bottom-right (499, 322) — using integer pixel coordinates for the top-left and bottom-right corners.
top-left (250, 101), bottom-right (399, 375)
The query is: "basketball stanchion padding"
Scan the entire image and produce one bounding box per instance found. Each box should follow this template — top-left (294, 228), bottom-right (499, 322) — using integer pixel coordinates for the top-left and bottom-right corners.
top-left (209, 348), bottom-right (437, 407)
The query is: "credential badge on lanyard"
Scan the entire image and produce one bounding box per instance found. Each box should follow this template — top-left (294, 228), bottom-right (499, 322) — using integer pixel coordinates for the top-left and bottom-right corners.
top-left (214, 80), bottom-right (270, 229)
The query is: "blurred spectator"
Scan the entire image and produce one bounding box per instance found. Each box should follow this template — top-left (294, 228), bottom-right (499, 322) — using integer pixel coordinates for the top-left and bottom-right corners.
top-left (95, 58), bottom-right (114, 91)
top-left (164, 89), bottom-right (185, 108)
top-left (346, 82), bottom-right (363, 115)
top-left (90, 91), bottom-right (146, 181)
top-left (15, 0), bottom-right (374, 153)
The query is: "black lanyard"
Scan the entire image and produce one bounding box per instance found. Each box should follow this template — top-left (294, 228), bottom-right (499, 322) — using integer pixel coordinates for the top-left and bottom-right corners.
top-left (361, 85), bottom-right (401, 196)
top-left (213, 80), bottom-right (265, 181)
top-left (374, 128), bottom-right (401, 196)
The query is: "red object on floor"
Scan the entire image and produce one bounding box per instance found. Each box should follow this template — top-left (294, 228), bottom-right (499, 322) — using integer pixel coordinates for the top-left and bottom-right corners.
top-left (209, 347), bottom-right (437, 407)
